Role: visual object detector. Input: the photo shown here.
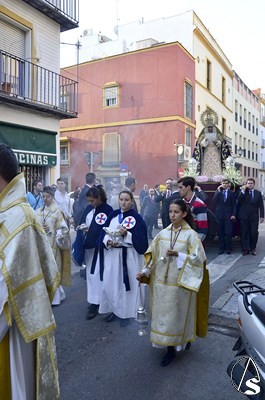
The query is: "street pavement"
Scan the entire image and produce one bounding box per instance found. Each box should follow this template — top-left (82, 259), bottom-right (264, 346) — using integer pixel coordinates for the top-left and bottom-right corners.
top-left (53, 223), bottom-right (265, 399)
top-left (208, 222), bottom-right (265, 332)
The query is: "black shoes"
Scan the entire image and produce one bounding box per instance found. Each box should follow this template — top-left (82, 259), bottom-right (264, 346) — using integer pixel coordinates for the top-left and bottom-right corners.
top-left (104, 314), bottom-right (130, 326)
top-left (252, 249), bottom-right (257, 256)
top-left (160, 346), bottom-right (176, 367)
top-left (120, 318), bottom-right (130, 327)
top-left (218, 250), bottom-right (224, 255)
top-left (105, 313), bottom-right (117, 322)
top-left (86, 304), bottom-right (99, 320)
top-left (185, 342), bottom-right (191, 350)
top-left (226, 250), bottom-right (231, 255)
top-left (242, 250), bottom-right (249, 256)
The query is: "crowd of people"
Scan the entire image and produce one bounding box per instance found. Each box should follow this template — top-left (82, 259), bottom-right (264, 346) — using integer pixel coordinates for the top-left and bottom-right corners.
top-left (1, 142), bottom-right (264, 397)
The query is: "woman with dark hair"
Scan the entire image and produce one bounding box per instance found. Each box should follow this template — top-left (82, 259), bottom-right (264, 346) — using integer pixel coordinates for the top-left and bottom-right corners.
top-left (137, 199), bottom-right (209, 367)
top-left (99, 190), bottom-right (149, 327)
top-left (73, 185), bottom-right (113, 320)
top-left (36, 186), bottom-right (71, 305)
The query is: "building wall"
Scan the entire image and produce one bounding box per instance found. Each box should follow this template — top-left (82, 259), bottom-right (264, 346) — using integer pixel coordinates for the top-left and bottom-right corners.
top-left (232, 73), bottom-right (260, 184)
top-left (0, 1), bottom-right (60, 73)
top-left (0, 0), bottom-right (77, 189)
top-left (61, 10), bottom-right (234, 143)
top-left (194, 30), bottom-right (233, 137)
top-left (61, 43), bottom-right (196, 191)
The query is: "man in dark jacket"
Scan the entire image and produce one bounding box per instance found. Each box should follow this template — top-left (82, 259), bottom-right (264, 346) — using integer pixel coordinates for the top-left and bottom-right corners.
top-left (141, 188), bottom-right (160, 239)
top-left (237, 178), bottom-right (264, 255)
top-left (75, 172), bottom-right (96, 225)
top-left (155, 178), bottom-right (173, 228)
top-left (212, 179), bottom-right (236, 254)
top-left (163, 180), bottom-right (181, 228)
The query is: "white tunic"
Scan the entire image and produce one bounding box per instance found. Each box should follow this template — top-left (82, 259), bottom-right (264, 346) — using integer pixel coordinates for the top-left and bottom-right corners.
top-left (85, 209), bottom-right (103, 305)
top-left (99, 215), bottom-right (144, 319)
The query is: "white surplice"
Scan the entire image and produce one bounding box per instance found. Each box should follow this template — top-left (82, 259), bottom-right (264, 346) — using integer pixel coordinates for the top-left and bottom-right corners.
top-left (99, 215), bottom-right (144, 319)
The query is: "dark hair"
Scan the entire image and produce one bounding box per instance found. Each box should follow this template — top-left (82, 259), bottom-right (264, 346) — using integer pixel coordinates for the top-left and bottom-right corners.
top-left (42, 186), bottom-right (55, 197)
top-left (32, 179), bottom-right (42, 191)
top-left (0, 144), bottom-right (18, 183)
top-left (125, 177), bottom-right (136, 188)
top-left (247, 178), bottom-right (255, 184)
top-left (85, 172), bottom-right (96, 185)
top-left (170, 199), bottom-right (196, 230)
top-left (56, 177), bottom-right (66, 184)
top-left (86, 185), bottom-right (107, 203)
top-left (119, 190), bottom-right (133, 200)
top-left (178, 176), bottom-right (195, 191)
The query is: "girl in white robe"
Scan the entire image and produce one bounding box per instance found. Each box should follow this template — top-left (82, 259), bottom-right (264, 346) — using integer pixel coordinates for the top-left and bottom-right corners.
top-left (99, 190), bottom-right (149, 327)
top-left (137, 199), bottom-right (209, 367)
top-left (77, 186), bottom-right (113, 319)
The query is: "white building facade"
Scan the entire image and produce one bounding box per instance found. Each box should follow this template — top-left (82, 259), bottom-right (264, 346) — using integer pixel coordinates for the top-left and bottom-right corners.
top-left (232, 72), bottom-right (260, 184)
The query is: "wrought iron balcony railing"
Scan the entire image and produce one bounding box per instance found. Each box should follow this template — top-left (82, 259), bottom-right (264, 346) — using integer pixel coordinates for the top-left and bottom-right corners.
top-left (22, 0), bottom-right (79, 32)
top-left (0, 50), bottom-right (77, 118)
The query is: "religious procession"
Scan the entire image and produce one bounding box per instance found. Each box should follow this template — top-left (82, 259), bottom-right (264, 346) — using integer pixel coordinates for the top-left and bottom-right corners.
top-left (1, 103), bottom-right (265, 399)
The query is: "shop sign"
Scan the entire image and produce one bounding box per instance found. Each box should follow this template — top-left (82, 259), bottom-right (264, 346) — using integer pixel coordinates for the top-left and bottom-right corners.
top-left (13, 150), bottom-right (57, 166)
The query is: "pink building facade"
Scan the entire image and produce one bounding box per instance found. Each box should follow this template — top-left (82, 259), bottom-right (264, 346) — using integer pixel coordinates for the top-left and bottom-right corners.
top-left (60, 42), bottom-right (196, 193)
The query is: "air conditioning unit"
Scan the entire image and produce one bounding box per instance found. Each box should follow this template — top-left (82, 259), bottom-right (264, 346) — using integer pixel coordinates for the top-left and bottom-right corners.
top-left (178, 145), bottom-right (191, 162)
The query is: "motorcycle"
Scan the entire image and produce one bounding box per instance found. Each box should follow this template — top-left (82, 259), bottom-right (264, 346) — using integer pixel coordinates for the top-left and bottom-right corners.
top-left (227, 281), bottom-right (265, 399)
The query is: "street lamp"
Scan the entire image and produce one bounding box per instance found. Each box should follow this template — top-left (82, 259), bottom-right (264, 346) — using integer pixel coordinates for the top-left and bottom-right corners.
top-left (83, 151), bottom-right (99, 173)
top-left (237, 147), bottom-right (244, 157)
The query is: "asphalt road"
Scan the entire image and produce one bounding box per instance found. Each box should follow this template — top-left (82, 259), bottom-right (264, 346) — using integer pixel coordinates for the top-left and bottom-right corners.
top-left (53, 269), bottom-right (242, 400)
top-left (53, 224), bottom-right (265, 399)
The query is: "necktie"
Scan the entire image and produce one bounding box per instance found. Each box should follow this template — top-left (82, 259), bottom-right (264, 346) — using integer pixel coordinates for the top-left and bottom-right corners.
top-left (223, 190), bottom-right (227, 202)
top-left (250, 190), bottom-right (254, 202)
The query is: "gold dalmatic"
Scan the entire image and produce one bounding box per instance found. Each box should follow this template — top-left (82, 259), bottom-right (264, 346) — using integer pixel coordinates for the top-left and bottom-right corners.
top-left (144, 221), bottom-right (209, 347)
top-left (0, 173), bottom-right (61, 399)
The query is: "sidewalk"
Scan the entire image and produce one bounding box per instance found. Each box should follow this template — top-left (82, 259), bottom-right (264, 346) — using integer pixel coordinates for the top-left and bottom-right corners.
top-left (209, 254), bottom-right (265, 332)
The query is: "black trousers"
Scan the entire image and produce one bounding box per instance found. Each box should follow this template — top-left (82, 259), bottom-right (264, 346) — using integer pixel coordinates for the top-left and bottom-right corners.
top-left (217, 218), bottom-right (233, 251)
top-left (240, 218), bottom-right (259, 251)
top-left (144, 215), bottom-right (157, 239)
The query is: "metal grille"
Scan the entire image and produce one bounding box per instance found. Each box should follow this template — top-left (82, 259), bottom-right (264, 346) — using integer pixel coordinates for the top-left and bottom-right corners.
top-left (19, 165), bottom-right (46, 192)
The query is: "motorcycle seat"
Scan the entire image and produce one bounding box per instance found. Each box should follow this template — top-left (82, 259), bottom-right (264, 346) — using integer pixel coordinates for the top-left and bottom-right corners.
top-left (251, 295), bottom-right (265, 326)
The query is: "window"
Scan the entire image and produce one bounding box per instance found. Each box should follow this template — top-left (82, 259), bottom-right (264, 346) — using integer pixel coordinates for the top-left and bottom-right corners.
top-left (222, 117), bottom-right (226, 134)
top-left (206, 60), bottom-right (211, 90)
top-left (60, 142), bottom-right (69, 165)
top-left (102, 133), bottom-right (120, 165)
top-left (185, 127), bottom-right (192, 146)
top-left (0, 18), bottom-right (27, 96)
top-left (184, 81), bottom-right (193, 119)
top-left (235, 100), bottom-right (238, 122)
top-left (222, 77), bottom-right (226, 104)
top-left (103, 84), bottom-right (118, 107)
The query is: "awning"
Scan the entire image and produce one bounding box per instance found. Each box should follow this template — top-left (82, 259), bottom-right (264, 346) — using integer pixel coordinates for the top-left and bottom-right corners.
top-left (0, 122), bottom-right (57, 166)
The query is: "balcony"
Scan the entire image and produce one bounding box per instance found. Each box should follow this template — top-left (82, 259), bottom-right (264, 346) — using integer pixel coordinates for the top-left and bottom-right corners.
top-left (21, 0), bottom-right (79, 32)
top-left (0, 50), bottom-right (77, 118)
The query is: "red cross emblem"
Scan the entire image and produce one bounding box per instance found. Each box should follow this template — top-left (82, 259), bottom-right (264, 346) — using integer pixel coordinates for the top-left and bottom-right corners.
top-left (95, 213), bottom-right (107, 225)
top-left (122, 216), bottom-right (136, 229)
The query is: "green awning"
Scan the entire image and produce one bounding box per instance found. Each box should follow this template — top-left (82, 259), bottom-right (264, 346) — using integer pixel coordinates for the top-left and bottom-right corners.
top-left (0, 122), bottom-right (57, 166)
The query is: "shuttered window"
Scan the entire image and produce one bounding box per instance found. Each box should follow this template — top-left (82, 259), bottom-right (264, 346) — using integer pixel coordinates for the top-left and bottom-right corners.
top-left (103, 133), bottom-right (120, 165)
top-left (0, 18), bottom-right (26, 58)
